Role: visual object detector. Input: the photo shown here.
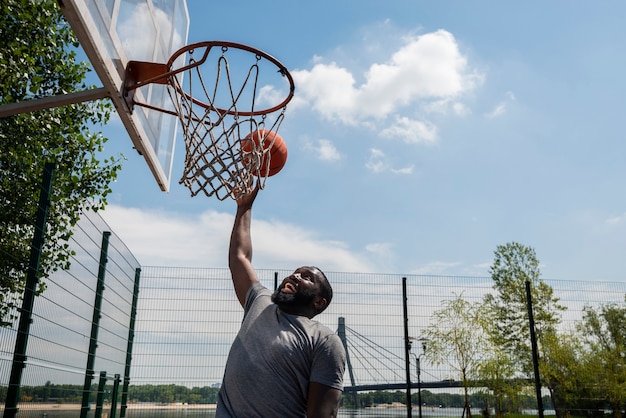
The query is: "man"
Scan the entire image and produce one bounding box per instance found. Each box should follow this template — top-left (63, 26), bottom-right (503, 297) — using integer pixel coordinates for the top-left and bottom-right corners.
top-left (216, 185), bottom-right (346, 417)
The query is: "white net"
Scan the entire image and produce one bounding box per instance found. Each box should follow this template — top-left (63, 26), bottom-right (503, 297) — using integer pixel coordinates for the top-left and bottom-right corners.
top-left (165, 42), bottom-right (293, 200)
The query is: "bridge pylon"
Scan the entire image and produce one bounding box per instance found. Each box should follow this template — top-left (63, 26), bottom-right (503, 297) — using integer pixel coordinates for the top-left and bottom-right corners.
top-left (337, 317), bottom-right (359, 408)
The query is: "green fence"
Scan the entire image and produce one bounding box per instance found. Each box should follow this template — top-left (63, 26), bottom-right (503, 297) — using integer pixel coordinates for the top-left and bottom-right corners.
top-left (2, 210), bottom-right (625, 417)
top-left (132, 267), bottom-right (626, 388)
top-left (0, 209), bottom-right (140, 418)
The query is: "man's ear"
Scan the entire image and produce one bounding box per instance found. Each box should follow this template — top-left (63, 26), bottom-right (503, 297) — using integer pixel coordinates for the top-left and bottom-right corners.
top-left (313, 296), bottom-right (328, 312)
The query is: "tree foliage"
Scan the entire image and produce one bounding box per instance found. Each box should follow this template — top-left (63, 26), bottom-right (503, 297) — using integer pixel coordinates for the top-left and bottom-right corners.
top-left (422, 292), bottom-right (491, 418)
top-left (538, 330), bottom-right (594, 418)
top-left (481, 242), bottom-right (567, 415)
top-left (577, 298), bottom-right (626, 418)
top-left (483, 242), bottom-right (565, 375)
top-left (0, 0), bottom-right (123, 326)
top-left (539, 299), bottom-right (626, 418)
top-left (477, 345), bottom-right (526, 417)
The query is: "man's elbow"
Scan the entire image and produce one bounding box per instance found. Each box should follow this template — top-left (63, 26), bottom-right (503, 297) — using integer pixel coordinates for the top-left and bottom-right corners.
top-left (229, 251), bottom-right (248, 266)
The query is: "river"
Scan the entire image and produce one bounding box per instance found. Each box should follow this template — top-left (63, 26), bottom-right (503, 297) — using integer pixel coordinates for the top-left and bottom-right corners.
top-left (16, 406), bottom-right (486, 418)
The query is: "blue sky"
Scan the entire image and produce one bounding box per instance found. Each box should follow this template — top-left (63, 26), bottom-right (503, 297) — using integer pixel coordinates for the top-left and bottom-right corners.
top-left (99, 0), bottom-right (626, 282)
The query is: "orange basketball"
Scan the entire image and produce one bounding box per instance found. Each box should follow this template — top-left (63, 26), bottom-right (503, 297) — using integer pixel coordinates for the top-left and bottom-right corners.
top-left (242, 130), bottom-right (288, 177)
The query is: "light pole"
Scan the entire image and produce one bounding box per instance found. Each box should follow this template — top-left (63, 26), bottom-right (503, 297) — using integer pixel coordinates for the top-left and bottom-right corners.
top-left (415, 354), bottom-right (422, 418)
top-left (412, 339), bottom-right (428, 418)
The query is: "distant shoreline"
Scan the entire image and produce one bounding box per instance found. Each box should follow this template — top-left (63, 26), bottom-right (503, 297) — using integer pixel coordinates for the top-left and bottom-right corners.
top-left (1, 402), bottom-right (217, 411)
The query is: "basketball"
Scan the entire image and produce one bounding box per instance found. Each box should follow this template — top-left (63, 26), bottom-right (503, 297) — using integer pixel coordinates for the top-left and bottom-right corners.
top-left (242, 130), bottom-right (288, 177)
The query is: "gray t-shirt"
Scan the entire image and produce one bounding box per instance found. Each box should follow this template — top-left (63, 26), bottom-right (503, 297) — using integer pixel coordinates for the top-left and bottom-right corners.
top-left (216, 282), bottom-right (346, 417)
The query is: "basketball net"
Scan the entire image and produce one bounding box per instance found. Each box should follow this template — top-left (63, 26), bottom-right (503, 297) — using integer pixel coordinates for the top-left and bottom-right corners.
top-left (124, 41), bottom-right (295, 200)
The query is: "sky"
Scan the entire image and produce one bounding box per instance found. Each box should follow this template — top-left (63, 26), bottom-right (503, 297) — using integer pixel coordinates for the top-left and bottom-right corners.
top-left (97, 0), bottom-right (626, 282)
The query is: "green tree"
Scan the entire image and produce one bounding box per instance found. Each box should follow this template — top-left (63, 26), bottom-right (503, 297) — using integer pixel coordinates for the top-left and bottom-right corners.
top-left (0, 0), bottom-right (123, 326)
top-left (422, 292), bottom-right (491, 418)
top-left (577, 298), bottom-right (626, 418)
top-left (476, 347), bottom-right (524, 418)
top-left (483, 242), bottom-right (565, 411)
top-left (537, 330), bottom-right (594, 418)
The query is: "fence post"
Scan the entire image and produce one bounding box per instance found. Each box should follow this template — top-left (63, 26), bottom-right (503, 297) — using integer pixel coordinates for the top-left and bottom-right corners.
top-left (526, 280), bottom-right (545, 418)
top-left (80, 231), bottom-right (111, 418)
top-left (3, 162), bottom-right (55, 418)
top-left (110, 373), bottom-right (121, 418)
top-left (120, 268), bottom-right (141, 418)
top-left (403, 277), bottom-right (412, 418)
top-left (95, 371), bottom-right (107, 418)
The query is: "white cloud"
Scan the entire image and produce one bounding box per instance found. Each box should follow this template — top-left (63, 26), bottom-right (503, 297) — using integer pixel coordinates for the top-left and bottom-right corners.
top-left (379, 116), bottom-right (438, 144)
top-left (292, 29), bottom-right (481, 126)
top-left (485, 91), bottom-right (516, 119)
top-left (101, 205), bottom-right (231, 267)
top-left (364, 148), bottom-right (412, 174)
top-left (363, 242), bottom-right (398, 272)
top-left (423, 98), bottom-right (471, 117)
top-left (305, 139), bottom-right (341, 161)
top-left (411, 261), bottom-right (463, 275)
top-left (257, 85), bottom-right (290, 110)
top-left (365, 148), bottom-right (388, 173)
top-left (606, 213), bottom-right (626, 226)
top-left (100, 204), bottom-right (374, 272)
top-left (464, 262), bottom-right (492, 277)
top-left (359, 30), bottom-right (471, 112)
top-left (452, 102), bottom-right (471, 116)
top-left (292, 63), bottom-right (359, 124)
top-left (391, 165), bottom-right (414, 175)
top-left (365, 242), bottom-right (393, 257)
top-left (485, 102), bottom-right (507, 119)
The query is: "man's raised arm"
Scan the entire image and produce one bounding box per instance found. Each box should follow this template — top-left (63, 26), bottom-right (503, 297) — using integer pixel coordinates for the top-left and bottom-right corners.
top-left (228, 186), bottom-right (260, 306)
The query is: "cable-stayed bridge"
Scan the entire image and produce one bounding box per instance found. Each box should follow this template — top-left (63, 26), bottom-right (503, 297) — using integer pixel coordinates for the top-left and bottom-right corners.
top-left (336, 317), bottom-right (463, 394)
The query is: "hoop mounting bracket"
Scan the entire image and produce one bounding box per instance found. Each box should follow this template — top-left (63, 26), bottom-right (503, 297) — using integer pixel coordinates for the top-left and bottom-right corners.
top-left (123, 61), bottom-right (169, 112)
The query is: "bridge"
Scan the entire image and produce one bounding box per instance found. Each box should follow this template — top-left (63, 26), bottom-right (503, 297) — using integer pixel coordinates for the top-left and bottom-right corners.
top-left (335, 316), bottom-right (533, 404)
top-left (336, 317), bottom-right (458, 393)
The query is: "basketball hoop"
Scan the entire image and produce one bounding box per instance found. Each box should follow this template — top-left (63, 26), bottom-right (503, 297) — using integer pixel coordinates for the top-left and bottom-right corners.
top-left (123, 41), bottom-right (295, 200)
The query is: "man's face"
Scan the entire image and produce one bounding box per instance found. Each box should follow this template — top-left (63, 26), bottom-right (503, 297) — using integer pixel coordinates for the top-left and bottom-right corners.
top-left (271, 267), bottom-right (322, 312)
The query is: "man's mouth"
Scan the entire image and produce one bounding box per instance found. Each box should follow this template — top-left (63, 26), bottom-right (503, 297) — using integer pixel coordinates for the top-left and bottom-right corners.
top-left (282, 282), bottom-right (297, 294)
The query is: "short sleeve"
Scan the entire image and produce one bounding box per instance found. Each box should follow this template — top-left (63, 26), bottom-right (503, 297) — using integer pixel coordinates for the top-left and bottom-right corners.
top-left (310, 333), bottom-right (346, 390)
top-left (243, 282), bottom-right (269, 314)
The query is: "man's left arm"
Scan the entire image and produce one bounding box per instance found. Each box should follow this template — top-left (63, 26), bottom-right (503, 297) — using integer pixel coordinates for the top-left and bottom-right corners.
top-left (307, 382), bottom-right (342, 418)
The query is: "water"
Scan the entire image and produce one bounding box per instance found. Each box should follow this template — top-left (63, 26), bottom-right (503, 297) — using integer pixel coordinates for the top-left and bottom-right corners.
top-left (126, 410), bottom-right (411, 417)
top-left (9, 406), bottom-right (480, 418)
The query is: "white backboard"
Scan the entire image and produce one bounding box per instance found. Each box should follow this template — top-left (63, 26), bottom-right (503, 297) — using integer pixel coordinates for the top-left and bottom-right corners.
top-left (60, 0), bottom-right (190, 191)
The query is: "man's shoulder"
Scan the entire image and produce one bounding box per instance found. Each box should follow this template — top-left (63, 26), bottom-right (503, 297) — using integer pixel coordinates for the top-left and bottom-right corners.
top-left (301, 318), bottom-right (342, 346)
top-left (243, 282), bottom-right (272, 312)
top-left (249, 281), bottom-right (270, 296)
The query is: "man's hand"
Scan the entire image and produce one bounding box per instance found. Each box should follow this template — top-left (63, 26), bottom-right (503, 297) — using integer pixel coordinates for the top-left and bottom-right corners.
top-left (235, 182), bottom-right (260, 210)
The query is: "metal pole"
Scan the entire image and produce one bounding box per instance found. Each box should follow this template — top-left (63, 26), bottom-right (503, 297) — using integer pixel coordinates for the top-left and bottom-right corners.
top-left (0, 87), bottom-right (109, 118)
top-left (525, 280), bottom-right (545, 418)
top-left (110, 374), bottom-right (121, 418)
top-left (417, 356), bottom-right (423, 418)
top-left (402, 277), bottom-right (412, 418)
top-left (3, 162), bottom-right (55, 418)
top-left (120, 268), bottom-right (141, 418)
top-left (80, 231), bottom-right (111, 418)
top-left (95, 371), bottom-right (107, 418)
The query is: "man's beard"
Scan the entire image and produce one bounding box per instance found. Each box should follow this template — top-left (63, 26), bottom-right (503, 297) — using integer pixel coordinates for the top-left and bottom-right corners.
top-left (271, 286), bottom-right (316, 309)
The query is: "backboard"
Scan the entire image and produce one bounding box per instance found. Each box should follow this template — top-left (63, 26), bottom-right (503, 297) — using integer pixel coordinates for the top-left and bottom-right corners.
top-left (59, 0), bottom-right (190, 192)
